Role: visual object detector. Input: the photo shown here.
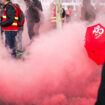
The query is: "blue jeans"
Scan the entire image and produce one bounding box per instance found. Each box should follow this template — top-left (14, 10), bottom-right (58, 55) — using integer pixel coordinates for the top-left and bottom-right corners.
top-left (5, 31), bottom-right (18, 57)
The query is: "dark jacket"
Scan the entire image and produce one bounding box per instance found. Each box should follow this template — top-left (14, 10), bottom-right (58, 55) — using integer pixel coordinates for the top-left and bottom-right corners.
top-left (26, 6), bottom-right (40, 22)
top-left (62, 8), bottom-right (66, 18)
top-left (95, 63), bottom-right (105, 105)
top-left (33, 0), bottom-right (43, 11)
top-left (0, 2), bottom-right (16, 27)
top-left (81, 5), bottom-right (96, 22)
top-left (26, 0), bottom-right (43, 22)
top-left (0, 3), bottom-right (3, 18)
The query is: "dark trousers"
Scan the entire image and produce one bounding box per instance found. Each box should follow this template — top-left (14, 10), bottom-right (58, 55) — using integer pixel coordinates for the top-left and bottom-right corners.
top-left (95, 63), bottom-right (105, 105)
top-left (27, 20), bottom-right (40, 40)
top-left (5, 31), bottom-right (17, 57)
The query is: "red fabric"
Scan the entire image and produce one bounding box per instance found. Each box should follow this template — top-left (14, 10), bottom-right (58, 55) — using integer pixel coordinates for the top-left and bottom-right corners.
top-left (85, 24), bottom-right (105, 65)
top-left (51, 8), bottom-right (65, 24)
top-left (51, 8), bottom-right (56, 17)
top-left (66, 10), bottom-right (72, 16)
top-left (14, 5), bottom-right (25, 27)
top-left (50, 8), bottom-right (56, 24)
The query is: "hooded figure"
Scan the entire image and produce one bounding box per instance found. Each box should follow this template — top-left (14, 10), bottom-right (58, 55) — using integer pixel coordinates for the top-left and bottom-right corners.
top-left (24, 0), bottom-right (43, 40)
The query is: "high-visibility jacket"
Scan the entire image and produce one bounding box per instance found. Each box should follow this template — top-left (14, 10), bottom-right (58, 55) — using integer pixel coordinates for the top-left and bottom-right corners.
top-left (2, 4), bottom-right (19, 31)
top-left (66, 10), bottom-right (72, 16)
top-left (50, 8), bottom-right (64, 24)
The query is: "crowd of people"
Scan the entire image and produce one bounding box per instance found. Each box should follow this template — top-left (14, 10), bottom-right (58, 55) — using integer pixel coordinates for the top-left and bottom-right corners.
top-left (0, 0), bottom-right (43, 58)
top-left (50, 0), bottom-right (98, 27)
top-left (0, 0), bottom-right (99, 58)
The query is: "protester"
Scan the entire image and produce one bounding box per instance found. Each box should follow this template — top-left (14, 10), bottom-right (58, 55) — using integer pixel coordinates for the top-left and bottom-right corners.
top-left (0, 0), bottom-right (19, 57)
top-left (81, 0), bottom-right (96, 23)
top-left (14, 3), bottom-right (25, 57)
top-left (24, 0), bottom-right (43, 40)
top-left (95, 63), bottom-right (105, 105)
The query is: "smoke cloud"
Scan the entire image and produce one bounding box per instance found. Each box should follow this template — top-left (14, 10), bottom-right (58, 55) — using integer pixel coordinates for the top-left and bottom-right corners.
top-left (0, 0), bottom-right (104, 105)
top-left (0, 22), bottom-right (101, 105)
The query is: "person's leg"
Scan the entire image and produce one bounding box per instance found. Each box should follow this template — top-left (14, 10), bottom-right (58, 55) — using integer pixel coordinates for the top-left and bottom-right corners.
top-left (27, 20), bottom-right (35, 40)
top-left (34, 22), bottom-right (40, 36)
top-left (5, 31), bottom-right (17, 57)
top-left (16, 29), bottom-right (23, 52)
top-left (95, 63), bottom-right (105, 105)
top-left (15, 29), bottom-right (23, 58)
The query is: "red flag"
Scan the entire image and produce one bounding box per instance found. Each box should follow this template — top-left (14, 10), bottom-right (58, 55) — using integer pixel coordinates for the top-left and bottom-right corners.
top-left (85, 24), bottom-right (105, 65)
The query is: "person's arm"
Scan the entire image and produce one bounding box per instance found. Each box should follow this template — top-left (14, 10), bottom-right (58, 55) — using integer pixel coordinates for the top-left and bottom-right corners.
top-left (62, 8), bottom-right (66, 18)
top-left (0, 4), bottom-right (16, 27)
top-left (37, 1), bottom-right (43, 11)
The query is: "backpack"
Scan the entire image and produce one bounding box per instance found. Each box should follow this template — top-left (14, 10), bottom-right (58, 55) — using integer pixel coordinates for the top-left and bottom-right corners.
top-left (14, 4), bottom-right (25, 27)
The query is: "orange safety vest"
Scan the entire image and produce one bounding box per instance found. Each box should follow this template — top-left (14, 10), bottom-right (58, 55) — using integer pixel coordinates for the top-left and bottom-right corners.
top-left (2, 4), bottom-right (19, 31)
top-left (66, 10), bottom-right (72, 16)
top-left (51, 8), bottom-right (64, 24)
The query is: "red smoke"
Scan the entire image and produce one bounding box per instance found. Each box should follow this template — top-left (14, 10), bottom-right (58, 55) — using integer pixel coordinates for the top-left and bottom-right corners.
top-left (0, 22), bottom-right (101, 105)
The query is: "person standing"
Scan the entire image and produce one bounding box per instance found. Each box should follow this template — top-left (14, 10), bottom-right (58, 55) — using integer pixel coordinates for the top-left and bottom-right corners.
top-left (81, 0), bottom-right (96, 23)
top-left (66, 6), bottom-right (73, 22)
top-left (14, 3), bottom-right (25, 57)
top-left (0, 0), bottom-right (19, 57)
top-left (95, 63), bottom-right (105, 105)
top-left (24, 0), bottom-right (43, 40)
top-left (50, 3), bottom-right (66, 29)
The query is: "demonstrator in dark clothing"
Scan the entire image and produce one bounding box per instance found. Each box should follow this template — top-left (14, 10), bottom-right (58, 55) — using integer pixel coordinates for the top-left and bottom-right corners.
top-left (0, 3), bottom-right (3, 37)
top-left (0, 2), bottom-right (16, 26)
top-left (81, 0), bottom-right (96, 23)
top-left (62, 8), bottom-right (66, 19)
top-left (95, 63), bottom-right (105, 105)
top-left (24, 0), bottom-right (43, 40)
top-left (0, 0), bottom-right (19, 57)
